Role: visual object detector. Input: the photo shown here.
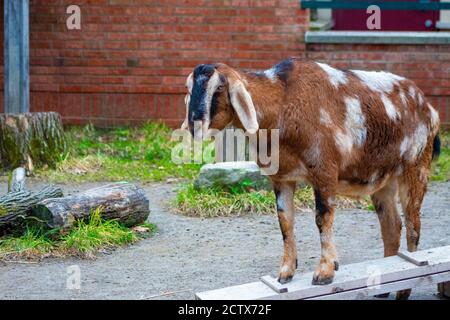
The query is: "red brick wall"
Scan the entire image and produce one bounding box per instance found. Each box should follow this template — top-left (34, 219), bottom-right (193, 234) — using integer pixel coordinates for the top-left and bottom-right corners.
top-left (0, 1), bottom-right (449, 128)
top-left (306, 43), bottom-right (450, 128)
top-left (0, 0), bottom-right (307, 127)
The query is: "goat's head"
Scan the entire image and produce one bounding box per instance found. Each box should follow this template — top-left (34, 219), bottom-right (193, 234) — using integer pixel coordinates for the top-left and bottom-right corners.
top-left (181, 63), bottom-right (259, 139)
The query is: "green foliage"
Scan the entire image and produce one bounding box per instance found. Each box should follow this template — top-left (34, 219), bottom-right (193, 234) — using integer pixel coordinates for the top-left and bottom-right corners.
top-left (174, 183), bottom-right (275, 217)
top-left (0, 208), bottom-right (156, 261)
top-left (431, 131), bottom-right (450, 182)
top-left (0, 227), bottom-right (54, 259)
top-left (37, 122), bottom-right (202, 182)
top-left (61, 207), bottom-right (137, 254)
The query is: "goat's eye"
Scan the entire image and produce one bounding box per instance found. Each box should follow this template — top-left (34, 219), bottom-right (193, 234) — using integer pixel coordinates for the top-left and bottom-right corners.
top-left (217, 85), bottom-right (225, 92)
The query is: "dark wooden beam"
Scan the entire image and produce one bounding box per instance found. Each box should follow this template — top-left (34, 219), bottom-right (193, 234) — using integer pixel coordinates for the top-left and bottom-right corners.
top-left (4, 0), bottom-right (29, 114)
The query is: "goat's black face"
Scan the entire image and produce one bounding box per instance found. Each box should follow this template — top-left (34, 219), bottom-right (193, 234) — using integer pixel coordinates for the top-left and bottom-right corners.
top-left (186, 64), bottom-right (227, 138)
top-left (182, 62), bottom-right (258, 137)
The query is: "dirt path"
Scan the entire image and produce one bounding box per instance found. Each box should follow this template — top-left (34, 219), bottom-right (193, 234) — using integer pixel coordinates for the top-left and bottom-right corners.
top-left (0, 181), bottom-right (449, 300)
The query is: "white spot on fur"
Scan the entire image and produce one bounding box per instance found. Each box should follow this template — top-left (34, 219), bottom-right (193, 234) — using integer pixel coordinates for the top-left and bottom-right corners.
top-left (369, 171), bottom-right (378, 185)
top-left (427, 103), bottom-right (440, 130)
top-left (304, 142), bottom-right (322, 165)
top-left (381, 94), bottom-right (400, 120)
top-left (335, 131), bottom-right (353, 155)
top-left (399, 89), bottom-right (407, 107)
top-left (418, 93), bottom-right (424, 107)
top-left (320, 108), bottom-right (332, 126)
top-left (352, 70), bottom-right (405, 93)
top-left (201, 71), bottom-right (221, 132)
top-left (317, 63), bottom-right (347, 88)
top-left (400, 123), bottom-right (429, 161)
top-left (334, 96), bottom-right (367, 157)
top-left (408, 86), bottom-right (416, 99)
top-left (327, 197), bottom-right (336, 207)
top-left (280, 265), bottom-right (290, 273)
top-left (400, 137), bottom-right (410, 157)
top-left (344, 97), bottom-right (367, 146)
top-left (264, 68), bottom-right (277, 83)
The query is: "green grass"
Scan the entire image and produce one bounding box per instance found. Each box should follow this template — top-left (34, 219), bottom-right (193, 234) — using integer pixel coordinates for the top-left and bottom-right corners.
top-left (431, 131), bottom-right (450, 182)
top-left (0, 208), bottom-right (156, 261)
top-left (173, 183), bottom-right (370, 218)
top-left (36, 122), bottom-right (201, 183)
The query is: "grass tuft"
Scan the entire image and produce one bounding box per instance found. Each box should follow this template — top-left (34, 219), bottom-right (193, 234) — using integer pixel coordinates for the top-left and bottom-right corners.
top-left (173, 183), bottom-right (370, 218)
top-left (60, 207), bottom-right (138, 256)
top-left (0, 207), bottom-right (156, 261)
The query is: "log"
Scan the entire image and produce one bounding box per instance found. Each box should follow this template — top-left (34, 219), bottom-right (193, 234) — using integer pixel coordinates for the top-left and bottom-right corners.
top-left (32, 182), bottom-right (150, 229)
top-left (0, 185), bottom-right (64, 235)
top-left (8, 167), bottom-right (26, 192)
top-left (0, 112), bottom-right (67, 172)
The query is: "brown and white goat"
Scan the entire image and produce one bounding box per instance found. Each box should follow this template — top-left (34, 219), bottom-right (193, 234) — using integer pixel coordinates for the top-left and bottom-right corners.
top-left (181, 58), bottom-right (441, 299)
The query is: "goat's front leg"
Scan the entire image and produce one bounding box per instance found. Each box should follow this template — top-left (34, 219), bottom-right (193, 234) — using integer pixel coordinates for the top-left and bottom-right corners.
top-left (312, 188), bottom-right (339, 285)
top-left (273, 181), bottom-right (297, 284)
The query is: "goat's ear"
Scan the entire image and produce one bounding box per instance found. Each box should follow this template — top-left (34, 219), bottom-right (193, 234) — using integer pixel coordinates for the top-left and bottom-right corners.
top-left (229, 80), bottom-right (259, 134)
top-left (181, 73), bottom-right (193, 130)
top-left (180, 93), bottom-right (190, 130)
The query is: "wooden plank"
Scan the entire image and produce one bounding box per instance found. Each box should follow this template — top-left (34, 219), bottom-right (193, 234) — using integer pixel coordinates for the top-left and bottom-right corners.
top-left (260, 275), bottom-right (288, 294)
top-left (4, 0), bottom-right (30, 114)
top-left (397, 251), bottom-right (429, 266)
top-left (196, 245), bottom-right (450, 300)
top-left (195, 282), bottom-right (275, 300)
top-left (309, 271), bottom-right (450, 300)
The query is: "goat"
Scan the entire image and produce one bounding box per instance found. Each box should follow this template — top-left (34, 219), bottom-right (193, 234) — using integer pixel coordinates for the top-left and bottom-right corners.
top-left (181, 58), bottom-right (441, 300)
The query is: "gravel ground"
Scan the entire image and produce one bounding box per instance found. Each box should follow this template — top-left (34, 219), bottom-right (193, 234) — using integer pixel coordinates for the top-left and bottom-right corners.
top-left (0, 180), bottom-right (449, 300)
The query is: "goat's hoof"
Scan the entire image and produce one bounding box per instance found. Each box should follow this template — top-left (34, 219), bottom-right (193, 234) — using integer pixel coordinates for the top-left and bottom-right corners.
top-left (374, 293), bottom-right (390, 298)
top-left (396, 289), bottom-right (411, 300)
top-left (312, 274), bottom-right (334, 285)
top-left (312, 263), bottom-right (335, 285)
top-left (277, 261), bottom-right (296, 284)
top-left (278, 275), bottom-right (293, 284)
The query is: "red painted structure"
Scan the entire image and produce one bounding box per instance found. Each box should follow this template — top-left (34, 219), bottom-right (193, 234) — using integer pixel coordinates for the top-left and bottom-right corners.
top-left (333, 0), bottom-right (440, 31)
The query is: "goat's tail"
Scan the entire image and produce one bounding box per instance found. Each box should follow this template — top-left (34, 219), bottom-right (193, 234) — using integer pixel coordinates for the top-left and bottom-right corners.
top-left (432, 134), bottom-right (441, 161)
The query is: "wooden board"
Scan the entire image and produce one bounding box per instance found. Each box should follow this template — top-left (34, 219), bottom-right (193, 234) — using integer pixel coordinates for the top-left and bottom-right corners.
top-left (196, 245), bottom-right (450, 300)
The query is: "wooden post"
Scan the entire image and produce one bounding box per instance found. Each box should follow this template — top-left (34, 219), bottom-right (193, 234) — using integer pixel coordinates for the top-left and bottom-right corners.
top-left (438, 282), bottom-right (450, 298)
top-left (4, 0), bottom-right (29, 114)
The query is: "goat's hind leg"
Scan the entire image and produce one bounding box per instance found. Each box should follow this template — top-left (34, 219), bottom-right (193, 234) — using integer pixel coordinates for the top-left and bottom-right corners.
top-left (273, 181), bottom-right (298, 284)
top-left (395, 167), bottom-right (428, 300)
top-left (371, 180), bottom-right (402, 298)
